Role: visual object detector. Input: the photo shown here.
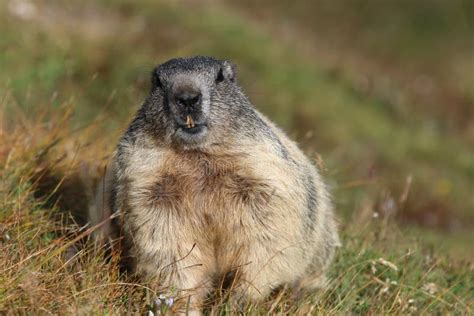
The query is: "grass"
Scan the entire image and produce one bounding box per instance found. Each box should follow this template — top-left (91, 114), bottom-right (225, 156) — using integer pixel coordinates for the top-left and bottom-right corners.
top-left (0, 0), bottom-right (473, 314)
top-left (231, 0), bottom-right (474, 133)
top-left (0, 121), bottom-right (471, 313)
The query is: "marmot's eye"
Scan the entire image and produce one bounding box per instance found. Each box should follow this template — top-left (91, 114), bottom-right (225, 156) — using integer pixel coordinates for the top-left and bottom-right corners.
top-left (216, 68), bottom-right (224, 83)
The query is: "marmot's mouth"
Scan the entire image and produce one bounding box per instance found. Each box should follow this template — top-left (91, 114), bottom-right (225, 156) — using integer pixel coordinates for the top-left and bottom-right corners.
top-left (179, 123), bottom-right (207, 135)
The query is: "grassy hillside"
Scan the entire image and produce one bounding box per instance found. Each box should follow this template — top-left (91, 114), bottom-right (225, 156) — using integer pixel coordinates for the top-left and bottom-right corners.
top-left (1, 0), bottom-right (472, 314)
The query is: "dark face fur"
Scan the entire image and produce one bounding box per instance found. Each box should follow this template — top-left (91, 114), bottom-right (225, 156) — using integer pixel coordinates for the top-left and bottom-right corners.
top-left (144, 56), bottom-right (245, 149)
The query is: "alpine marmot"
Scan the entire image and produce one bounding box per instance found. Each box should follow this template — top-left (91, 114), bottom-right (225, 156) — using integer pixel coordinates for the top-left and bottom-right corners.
top-left (89, 56), bottom-right (340, 313)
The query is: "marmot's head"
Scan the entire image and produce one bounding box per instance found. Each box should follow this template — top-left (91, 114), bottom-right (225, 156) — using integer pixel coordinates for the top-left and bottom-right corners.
top-left (144, 56), bottom-right (249, 149)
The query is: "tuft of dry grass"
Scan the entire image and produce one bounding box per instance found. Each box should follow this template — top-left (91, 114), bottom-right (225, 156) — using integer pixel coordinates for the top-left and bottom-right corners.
top-left (0, 102), bottom-right (145, 314)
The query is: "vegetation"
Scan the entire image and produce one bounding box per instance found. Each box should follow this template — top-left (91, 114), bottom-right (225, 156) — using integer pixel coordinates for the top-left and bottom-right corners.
top-left (1, 0), bottom-right (472, 313)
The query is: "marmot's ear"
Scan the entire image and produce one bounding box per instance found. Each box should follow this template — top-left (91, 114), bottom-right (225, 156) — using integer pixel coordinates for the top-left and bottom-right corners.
top-left (151, 67), bottom-right (163, 91)
top-left (222, 61), bottom-right (236, 82)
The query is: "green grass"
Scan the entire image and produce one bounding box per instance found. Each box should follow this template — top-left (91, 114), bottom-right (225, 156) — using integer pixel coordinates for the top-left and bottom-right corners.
top-left (0, 0), bottom-right (472, 314)
top-left (231, 0), bottom-right (474, 129)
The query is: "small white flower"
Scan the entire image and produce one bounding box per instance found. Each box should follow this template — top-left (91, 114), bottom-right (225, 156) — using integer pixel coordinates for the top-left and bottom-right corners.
top-left (372, 212), bottom-right (379, 219)
top-left (147, 311), bottom-right (155, 316)
top-left (153, 297), bottom-right (162, 308)
top-left (154, 294), bottom-right (174, 311)
top-left (165, 297), bottom-right (174, 307)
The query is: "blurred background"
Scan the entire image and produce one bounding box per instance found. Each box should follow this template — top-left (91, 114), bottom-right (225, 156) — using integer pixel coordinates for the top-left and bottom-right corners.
top-left (1, 0), bottom-right (473, 259)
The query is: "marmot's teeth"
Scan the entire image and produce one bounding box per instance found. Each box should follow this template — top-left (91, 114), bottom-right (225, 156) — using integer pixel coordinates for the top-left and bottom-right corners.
top-left (186, 115), bottom-right (195, 128)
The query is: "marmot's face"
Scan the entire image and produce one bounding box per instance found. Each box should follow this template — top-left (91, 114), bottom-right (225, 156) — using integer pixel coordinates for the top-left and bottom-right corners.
top-left (149, 56), bottom-right (237, 148)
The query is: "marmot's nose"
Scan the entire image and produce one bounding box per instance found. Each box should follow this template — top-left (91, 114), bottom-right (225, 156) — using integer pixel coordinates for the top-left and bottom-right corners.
top-left (175, 91), bottom-right (202, 110)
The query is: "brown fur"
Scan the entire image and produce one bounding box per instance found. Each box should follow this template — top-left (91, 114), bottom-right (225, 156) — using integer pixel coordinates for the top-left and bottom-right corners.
top-left (90, 57), bottom-right (340, 314)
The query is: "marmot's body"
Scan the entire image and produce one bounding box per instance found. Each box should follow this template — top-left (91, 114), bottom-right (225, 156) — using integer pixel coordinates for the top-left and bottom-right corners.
top-left (90, 56), bottom-right (339, 312)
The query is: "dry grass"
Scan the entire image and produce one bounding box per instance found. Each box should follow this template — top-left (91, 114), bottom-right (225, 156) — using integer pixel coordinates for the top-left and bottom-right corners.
top-left (0, 101), bottom-right (472, 314)
top-left (0, 103), bottom-right (145, 313)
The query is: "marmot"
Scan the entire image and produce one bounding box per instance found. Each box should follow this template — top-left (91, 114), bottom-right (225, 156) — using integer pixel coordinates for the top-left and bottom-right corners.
top-left (90, 56), bottom-right (340, 313)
